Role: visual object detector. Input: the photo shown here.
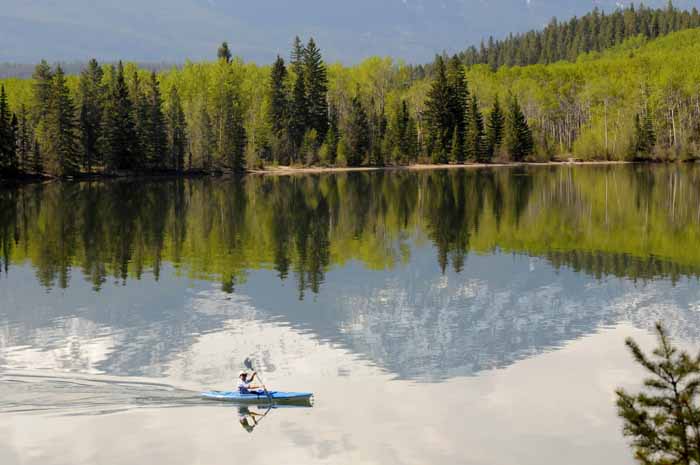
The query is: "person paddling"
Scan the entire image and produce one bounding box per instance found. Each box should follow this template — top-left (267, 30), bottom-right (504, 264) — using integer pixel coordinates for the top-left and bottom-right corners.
top-left (237, 371), bottom-right (264, 394)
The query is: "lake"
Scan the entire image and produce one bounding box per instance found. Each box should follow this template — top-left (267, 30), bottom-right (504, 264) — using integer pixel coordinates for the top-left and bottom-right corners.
top-left (1, 164), bottom-right (700, 465)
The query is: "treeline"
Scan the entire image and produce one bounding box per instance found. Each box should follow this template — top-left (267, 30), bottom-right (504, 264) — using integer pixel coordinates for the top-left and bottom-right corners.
top-left (3, 5), bottom-right (700, 177)
top-left (459, 1), bottom-right (700, 68)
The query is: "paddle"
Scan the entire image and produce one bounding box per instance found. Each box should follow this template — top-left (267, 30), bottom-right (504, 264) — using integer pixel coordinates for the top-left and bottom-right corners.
top-left (244, 357), bottom-right (273, 403)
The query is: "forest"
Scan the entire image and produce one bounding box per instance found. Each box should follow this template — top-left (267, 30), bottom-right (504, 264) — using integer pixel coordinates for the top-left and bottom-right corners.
top-left (1, 2), bottom-right (700, 178)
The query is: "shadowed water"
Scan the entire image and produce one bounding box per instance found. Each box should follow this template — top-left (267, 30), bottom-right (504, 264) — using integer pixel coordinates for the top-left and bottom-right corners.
top-left (1, 165), bottom-right (700, 465)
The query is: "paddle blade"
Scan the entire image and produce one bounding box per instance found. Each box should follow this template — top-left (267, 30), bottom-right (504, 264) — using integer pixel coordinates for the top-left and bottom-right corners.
top-left (244, 357), bottom-right (254, 370)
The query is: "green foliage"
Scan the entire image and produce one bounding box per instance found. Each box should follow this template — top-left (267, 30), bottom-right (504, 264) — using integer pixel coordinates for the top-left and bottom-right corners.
top-left (465, 95), bottom-right (486, 161)
top-left (101, 62), bottom-right (137, 172)
top-left (485, 96), bottom-right (504, 161)
top-left (77, 59), bottom-right (104, 173)
top-left (424, 56), bottom-right (452, 159)
top-left (43, 66), bottom-right (79, 176)
top-left (0, 85), bottom-right (16, 174)
top-left (616, 322), bottom-right (700, 465)
top-left (344, 94), bottom-right (370, 167)
top-left (166, 87), bottom-right (188, 171)
top-left (504, 94), bottom-right (533, 161)
top-left (460, 3), bottom-right (700, 69)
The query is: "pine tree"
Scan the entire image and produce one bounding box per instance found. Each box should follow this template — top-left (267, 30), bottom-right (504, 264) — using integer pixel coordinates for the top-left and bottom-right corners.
top-left (616, 323), bottom-right (700, 465)
top-left (77, 59), bottom-right (104, 173)
top-left (145, 71), bottom-right (168, 170)
top-left (632, 108), bottom-right (656, 159)
top-left (101, 62), bottom-right (137, 172)
top-left (486, 96), bottom-right (505, 161)
top-left (345, 93), bottom-right (370, 167)
top-left (217, 42), bottom-right (232, 63)
top-left (504, 94), bottom-right (533, 161)
top-left (166, 86), bottom-right (188, 172)
top-left (304, 38), bottom-right (329, 142)
top-left (424, 56), bottom-right (452, 162)
top-left (44, 66), bottom-right (79, 176)
top-left (465, 95), bottom-right (486, 161)
top-left (324, 104), bottom-right (339, 164)
top-left (214, 86), bottom-right (246, 172)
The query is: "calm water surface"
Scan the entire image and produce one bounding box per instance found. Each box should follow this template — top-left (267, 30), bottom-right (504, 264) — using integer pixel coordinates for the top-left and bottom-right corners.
top-left (1, 165), bottom-right (700, 465)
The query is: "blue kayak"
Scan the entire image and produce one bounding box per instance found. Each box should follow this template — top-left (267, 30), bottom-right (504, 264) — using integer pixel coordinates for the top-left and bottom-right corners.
top-left (201, 390), bottom-right (313, 403)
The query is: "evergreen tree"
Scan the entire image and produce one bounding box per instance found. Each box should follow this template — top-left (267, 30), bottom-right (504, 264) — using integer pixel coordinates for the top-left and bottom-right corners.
top-left (369, 105), bottom-right (387, 167)
top-left (31, 138), bottom-right (43, 175)
top-left (101, 62), bottom-right (137, 172)
top-left (632, 108), bottom-right (656, 159)
top-left (324, 104), bottom-right (339, 164)
top-left (465, 95), bottom-right (486, 161)
top-left (130, 70), bottom-right (149, 170)
top-left (217, 42), bottom-right (232, 63)
top-left (16, 104), bottom-right (31, 173)
top-left (289, 49), bottom-right (308, 159)
top-left (145, 71), bottom-right (168, 170)
top-left (214, 87), bottom-right (246, 172)
top-left (424, 56), bottom-right (452, 163)
top-left (486, 96), bottom-right (505, 161)
top-left (192, 102), bottom-right (215, 171)
top-left (504, 94), bottom-right (533, 161)
top-left (447, 55), bottom-right (469, 162)
top-left (616, 323), bottom-right (700, 465)
top-left (166, 86), bottom-right (188, 172)
top-left (44, 66), bottom-right (79, 176)
top-left (77, 59), bottom-right (105, 173)
top-left (31, 60), bottom-right (53, 126)
top-left (345, 93), bottom-right (370, 167)
top-left (269, 56), bottom-right (289, 135)
top-left (304, 38), bottom-right (329, 142)
top-left (0, 85), bottom-right (12, 174)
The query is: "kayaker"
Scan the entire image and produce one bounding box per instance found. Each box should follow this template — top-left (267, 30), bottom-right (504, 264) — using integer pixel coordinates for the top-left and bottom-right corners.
top-left (237, 371), bottom-right (264, 394)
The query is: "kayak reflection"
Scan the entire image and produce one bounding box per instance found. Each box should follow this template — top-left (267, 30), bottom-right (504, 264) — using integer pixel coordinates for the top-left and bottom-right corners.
top-left (235, 402), bottom-right (313, 434)
top-left (238, 406), bottom-right (266, 433)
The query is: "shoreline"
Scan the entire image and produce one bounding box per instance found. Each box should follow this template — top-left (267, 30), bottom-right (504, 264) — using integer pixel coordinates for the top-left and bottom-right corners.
top-left (248, 159), bottom-right (637, 176)
top-left (1, 159), bottom-right (695, 185)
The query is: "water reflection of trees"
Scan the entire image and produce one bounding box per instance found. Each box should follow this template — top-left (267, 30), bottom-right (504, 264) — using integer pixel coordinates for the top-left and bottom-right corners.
top-left (1, 165), bottom-right (700, 295)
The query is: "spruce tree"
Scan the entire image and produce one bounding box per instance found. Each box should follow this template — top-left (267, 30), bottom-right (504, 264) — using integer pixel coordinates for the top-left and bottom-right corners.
top-left (0, 85), bottom-right (12, 174)
top-left (217, 42), bottom-right (232, 63)
top-left (130, 70), bottom-right (149, 170)
top-left (166, 86), bottom-right (188, 172)
top-left (289, 39), bottom-right (308, 160)
top-left (44, 66), bottom-right (79, 176)
top-left (304, 38), bottom-right (329, 142)
top-left (145, 71), bottom-right (168, 170)
top-left (504, 94), bottom-right (533, 161)
top-left (486, 96), bottom-right (505, 161)
top-left (101, 62), bottom-right (137, 172)
top-left (77, 58), bottom-right (104, 173)
top-left (447, 55), bottom-right (469, 161)
top-left (31, 60), bottom-right (53, 126)
top-left (345, 93), bottom-right (370, 167)
top-left (325, 104), bottom-right (339, 164)
top-left (465, 95), bottom-right (486, 161)
top-left (424, 56), bottom-right (452, 162)
top-left (269, 56), bottom-right (289, 135)
top-left (32, 139), bottom-right (43, 175)
top-left (16, 104), bottom-right (31, 173)
top-left (214, 87), bottom-right (245, 172)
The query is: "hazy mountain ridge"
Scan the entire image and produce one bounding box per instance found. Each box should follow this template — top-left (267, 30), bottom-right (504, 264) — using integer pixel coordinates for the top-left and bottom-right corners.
top-left (1, 0), bottom-right (695, 64)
